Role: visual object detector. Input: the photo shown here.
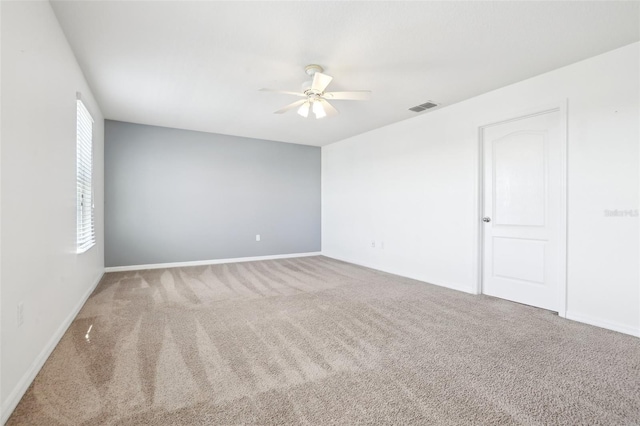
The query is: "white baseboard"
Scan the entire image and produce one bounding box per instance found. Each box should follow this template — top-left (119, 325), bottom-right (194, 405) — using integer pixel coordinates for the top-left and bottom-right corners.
top-left (324, 255), bottom-right (639, 339)
top-left (322, 253), bottom-right (475, 295)
top-left (566, 311), bottom-right (639, 338)
top-left (104, 252), bottom-right (323, 273)
top-left (1, 271), bottom-right (105, 425)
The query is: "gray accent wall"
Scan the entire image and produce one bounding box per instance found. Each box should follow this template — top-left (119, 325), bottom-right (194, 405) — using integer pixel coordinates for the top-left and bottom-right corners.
top-left (105, 120), bottom-right (321, 267)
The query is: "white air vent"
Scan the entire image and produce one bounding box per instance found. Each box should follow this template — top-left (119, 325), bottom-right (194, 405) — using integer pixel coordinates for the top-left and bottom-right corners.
top-left (409, 101), bottom-right (439, 112)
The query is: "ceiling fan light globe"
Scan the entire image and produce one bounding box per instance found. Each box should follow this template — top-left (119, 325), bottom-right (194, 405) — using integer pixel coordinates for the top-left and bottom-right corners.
top-left (313, 101), bottom-right (326, 119)
top-left (297, 102), bottom-right (310, 118)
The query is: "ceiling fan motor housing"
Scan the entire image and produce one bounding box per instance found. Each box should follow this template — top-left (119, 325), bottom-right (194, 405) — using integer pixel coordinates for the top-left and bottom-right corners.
top-left (302, 65), bottom-right (324, 96)
top-left (301, 80), bottom-right (313, 92)
top-left (301, 82), bottom-right (323, 98)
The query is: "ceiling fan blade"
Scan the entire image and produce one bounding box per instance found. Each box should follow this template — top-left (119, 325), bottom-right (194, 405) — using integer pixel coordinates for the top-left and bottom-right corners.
top-left (259, 88), bottom-right (305, 97)
top-left (274, 99), bottom-right (307, 114)
top-left (311, 72), bottom-right (333, 92)
top-left (323, 91), bottom-right (371, 101)
top-left (319, 99), bottom-right (339, 117)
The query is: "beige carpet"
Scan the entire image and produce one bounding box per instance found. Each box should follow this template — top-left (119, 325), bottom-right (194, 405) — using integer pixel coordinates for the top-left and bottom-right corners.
top-left (8, 256), bottom-right (640, 425)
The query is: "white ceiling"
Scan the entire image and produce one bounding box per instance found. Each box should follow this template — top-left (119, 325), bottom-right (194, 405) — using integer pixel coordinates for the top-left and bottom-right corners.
top-left (51, 1), bottom-right (639, 146)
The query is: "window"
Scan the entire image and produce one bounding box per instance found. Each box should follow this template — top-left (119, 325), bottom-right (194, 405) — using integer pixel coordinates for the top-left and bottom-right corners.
top-left (76, 99), bottom-right (95, 253)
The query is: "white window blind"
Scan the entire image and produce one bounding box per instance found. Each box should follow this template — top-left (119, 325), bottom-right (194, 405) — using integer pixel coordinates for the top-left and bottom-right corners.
top-left (77, 99), bottom-right (95, 253)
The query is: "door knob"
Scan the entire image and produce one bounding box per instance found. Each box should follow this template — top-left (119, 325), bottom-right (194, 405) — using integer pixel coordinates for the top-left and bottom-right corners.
top-left (482, 217), bottom-right (491, 223)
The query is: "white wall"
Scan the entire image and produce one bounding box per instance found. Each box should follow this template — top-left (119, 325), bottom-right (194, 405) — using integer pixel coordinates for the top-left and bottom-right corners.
top-left (1, 1), bottom-right (105, 421)
top-left (323, 42), bottom-right (639, 337)
top-left (0, 1), bottom-right (4, 418)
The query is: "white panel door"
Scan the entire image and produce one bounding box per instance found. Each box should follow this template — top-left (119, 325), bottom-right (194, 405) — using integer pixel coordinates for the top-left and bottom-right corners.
top-left (482, 111), bottom-right (563, 311)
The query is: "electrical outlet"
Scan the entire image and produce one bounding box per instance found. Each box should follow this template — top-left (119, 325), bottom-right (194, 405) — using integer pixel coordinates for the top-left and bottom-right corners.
top-left (381, 241), bottom-right (385, 250)
top-left (17, 302), bottom-right (24, 327)
top-left (371, 241), bottom-right (376, 248)
top-left (256, 234), bottom-right (261, 242)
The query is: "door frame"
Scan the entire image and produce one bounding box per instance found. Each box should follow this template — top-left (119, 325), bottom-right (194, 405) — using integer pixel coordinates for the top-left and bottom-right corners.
top-left (474, 101), bottom-right (568, 317)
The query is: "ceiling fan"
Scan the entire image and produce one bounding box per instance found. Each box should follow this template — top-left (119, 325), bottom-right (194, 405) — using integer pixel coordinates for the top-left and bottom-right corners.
top-left (260, 64), bottom-right (371, 119)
